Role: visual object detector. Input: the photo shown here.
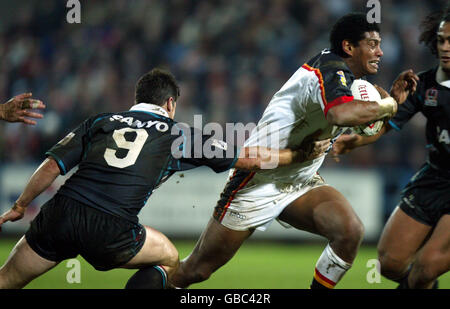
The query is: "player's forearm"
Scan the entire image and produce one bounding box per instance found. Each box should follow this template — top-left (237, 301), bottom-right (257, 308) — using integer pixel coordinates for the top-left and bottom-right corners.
top-left (360, 122), bottom-right (392, 145)
top-left (15, 158), bottom-right (60, 211)
top-left (327, 98), bottom-right (397, 126)
top-left (353, 123), bottom-right (391, 147)
top-left (234, 147), bottom-right (300, 171)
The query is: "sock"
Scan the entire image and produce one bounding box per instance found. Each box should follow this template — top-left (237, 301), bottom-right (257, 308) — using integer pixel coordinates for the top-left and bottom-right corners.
top-left (125, 265), bottom-right (167, 289)
top-left (310, 244), bottom-right (352, 289)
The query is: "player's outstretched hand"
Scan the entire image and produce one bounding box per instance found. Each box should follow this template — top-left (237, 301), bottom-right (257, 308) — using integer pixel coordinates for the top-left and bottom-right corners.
top-left (0, 205), bottom-right (25, 232)
top-left (331, 134), bottom-right (362, 162)
top-left (390, 69), bottom-right (419, 105)
top-left (0, 92), bottom-right (46, 125)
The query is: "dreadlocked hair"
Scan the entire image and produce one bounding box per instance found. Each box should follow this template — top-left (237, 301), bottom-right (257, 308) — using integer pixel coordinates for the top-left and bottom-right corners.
top-left (419, 5), bottom-right (450, 56)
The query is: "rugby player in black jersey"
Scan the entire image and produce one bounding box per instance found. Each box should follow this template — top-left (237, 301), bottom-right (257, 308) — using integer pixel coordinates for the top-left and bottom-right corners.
top-left (0, 69), bottom-right (329, 289)
top-left (334, 9), bottom-right (450, 289)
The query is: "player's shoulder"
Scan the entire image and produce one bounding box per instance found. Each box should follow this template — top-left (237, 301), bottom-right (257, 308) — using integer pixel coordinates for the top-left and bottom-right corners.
top-left (305, 49), bottom-right (349, 72)
top-left (80, 112), bottom-right (115, 127)
top-left (413, 67), bottom-right (445, 96)
top-left (417, 67), bottom-right (438, 83)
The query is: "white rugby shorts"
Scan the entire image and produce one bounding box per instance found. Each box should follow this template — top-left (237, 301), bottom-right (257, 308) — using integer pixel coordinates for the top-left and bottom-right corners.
top-left (213, 171), bottom-right (326, 231)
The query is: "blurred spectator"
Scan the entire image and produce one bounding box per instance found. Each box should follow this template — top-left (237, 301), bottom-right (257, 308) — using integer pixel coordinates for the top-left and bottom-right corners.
top-left (0, 0), bottom-right (446, 171)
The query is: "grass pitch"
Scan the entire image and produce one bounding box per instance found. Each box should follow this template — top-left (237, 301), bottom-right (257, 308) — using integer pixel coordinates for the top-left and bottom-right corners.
top-left (0, 238), bottom-right (448, 289)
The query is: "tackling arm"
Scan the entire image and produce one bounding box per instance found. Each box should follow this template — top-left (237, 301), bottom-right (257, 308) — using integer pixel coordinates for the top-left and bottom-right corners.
top-left (15, 157), bottom-right (61, 211)
top-left (233, 147), bottom-right (302, 171)
top-left (0, 157), bottom-right (60, 228)
top-left (234, 138), bottom-right (330, 171)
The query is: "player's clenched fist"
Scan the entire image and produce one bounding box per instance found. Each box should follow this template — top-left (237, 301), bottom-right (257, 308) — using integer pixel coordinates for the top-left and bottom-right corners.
top-left (390, 69), bottom-right (419, 105)
top-left (0, 92), bottom-right (46, 125)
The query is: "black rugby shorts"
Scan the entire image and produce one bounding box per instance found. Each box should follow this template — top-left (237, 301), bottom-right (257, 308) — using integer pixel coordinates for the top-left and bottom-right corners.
top-left (25, 194), bottom-right (146, 271)
top-left (398, 163), bottom-right (450, 226)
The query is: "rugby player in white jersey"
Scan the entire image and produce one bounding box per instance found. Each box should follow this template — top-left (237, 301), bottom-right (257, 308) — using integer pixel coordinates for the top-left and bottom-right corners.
top-left (165, 13), bottom-right (418, 289)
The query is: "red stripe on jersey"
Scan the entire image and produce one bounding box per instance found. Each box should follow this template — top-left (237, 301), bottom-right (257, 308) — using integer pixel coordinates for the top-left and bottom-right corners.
top-left (323, 95), bottom-right (354, 117)
top-left (219, 172), bottom-right (255, 222)
top-left (302, 64), bottom-right (327, 107)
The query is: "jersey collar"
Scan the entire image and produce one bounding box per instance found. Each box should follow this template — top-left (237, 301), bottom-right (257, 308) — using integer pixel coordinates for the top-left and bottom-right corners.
top-left (436, 66), bottom-right (450, 88)
top-left (130, 103), bottom-right (170, 118)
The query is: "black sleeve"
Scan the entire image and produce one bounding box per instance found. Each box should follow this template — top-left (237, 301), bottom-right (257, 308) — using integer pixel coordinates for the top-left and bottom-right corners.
top-left (170, 125), bottom-right (239, 173)
top-left (45, 116), bottom-right (96, 175)
top-left (307, 52), bottom-right (355, 116)
top-left (321, 63), bottom-right (355, 105)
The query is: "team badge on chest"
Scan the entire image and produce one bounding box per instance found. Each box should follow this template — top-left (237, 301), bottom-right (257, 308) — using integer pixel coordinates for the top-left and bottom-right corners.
top-left (424, 88), bottom-right (438, 107)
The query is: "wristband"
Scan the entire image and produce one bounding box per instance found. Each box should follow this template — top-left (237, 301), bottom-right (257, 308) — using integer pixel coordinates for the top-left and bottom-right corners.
top-left (376, 97), bottom-right (398, 119)
top-left (12, 202), bottom-right (26, 215)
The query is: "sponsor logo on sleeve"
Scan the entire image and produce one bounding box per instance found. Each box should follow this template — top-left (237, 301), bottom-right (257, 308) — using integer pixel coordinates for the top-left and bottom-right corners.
top-left (336, 70), bottom-right (347, 87)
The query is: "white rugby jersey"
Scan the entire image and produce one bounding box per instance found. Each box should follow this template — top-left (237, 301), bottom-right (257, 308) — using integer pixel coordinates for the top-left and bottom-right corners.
top-left (244, 49), bottom-right (355, 184)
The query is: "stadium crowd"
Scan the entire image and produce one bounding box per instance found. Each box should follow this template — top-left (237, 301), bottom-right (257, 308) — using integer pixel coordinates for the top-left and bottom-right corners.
top-left (0, 0), bottom-right (445, 183)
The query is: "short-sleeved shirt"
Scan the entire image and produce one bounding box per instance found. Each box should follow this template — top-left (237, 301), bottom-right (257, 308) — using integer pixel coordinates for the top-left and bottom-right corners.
top-left (389, 67), bottom-right (450, 171)
top-left (47, 103), bottom-right (238, 223)
top-left (241, 49), bottom-right (355, 184)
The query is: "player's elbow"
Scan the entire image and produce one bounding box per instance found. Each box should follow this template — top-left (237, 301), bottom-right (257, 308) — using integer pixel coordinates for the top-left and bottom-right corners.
top-left (326, 107), bottom-right (354, 126)
top-left (44, 157), bottom-right (62, 177)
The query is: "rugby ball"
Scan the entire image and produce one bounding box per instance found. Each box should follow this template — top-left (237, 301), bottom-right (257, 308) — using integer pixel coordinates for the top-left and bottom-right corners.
top-left (350, 79), bottom-right (384, 136)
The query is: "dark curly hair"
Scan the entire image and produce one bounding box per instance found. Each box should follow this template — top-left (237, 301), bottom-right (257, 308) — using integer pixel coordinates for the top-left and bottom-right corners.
top-left (135, 68), bottom-right (180, 106)
top-left (330, 12), bottom-right (380, 58)
top-left (419, 5), bottom-right (450, 56)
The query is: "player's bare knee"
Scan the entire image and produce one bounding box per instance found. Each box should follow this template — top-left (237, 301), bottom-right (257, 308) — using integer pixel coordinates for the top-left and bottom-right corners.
top-left (377, 251), bottom-right (409, 279)
top-left (335, 216), bottom-right (364, 247)
top-left (351, 218), bottom-right (365, 243)
top-left (414, 251), bottom-right (446, 282)
top-left (379, 260), bottom-right (407, 280)
top-left (410, 262), bottom-right (436, 286)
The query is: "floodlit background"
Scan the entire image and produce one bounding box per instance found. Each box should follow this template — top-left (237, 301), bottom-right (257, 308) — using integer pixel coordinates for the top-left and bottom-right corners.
top-left (0, 0), bottom-right (448, 289)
